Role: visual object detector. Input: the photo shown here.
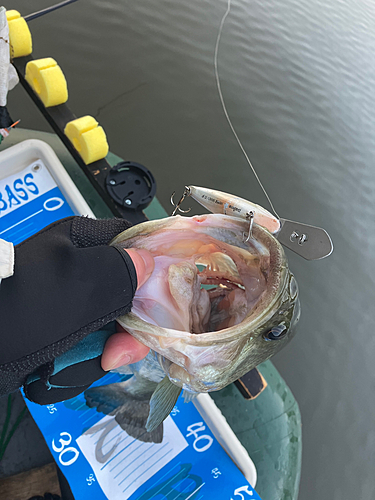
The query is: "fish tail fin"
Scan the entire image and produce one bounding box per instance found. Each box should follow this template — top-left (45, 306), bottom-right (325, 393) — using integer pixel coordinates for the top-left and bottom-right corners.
top-left (115, 400), bottom-right (163, 443)
top-left (84, 382), bottom-right (129, 415)
top-left (84, 382), bottom-right (163, 443)
top-left (146, 376), bottom-right (182, 432)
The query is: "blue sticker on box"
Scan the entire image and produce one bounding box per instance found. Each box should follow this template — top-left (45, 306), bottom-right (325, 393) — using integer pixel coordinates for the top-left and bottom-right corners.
top-left (0, 159), bottom-right (74, 243)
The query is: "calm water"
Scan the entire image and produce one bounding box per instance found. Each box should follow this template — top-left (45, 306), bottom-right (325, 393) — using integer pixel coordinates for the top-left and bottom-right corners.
top-left (7, 0), bottom-right (375, 498)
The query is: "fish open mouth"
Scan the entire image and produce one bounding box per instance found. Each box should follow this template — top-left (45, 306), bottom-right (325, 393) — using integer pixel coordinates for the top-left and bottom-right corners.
top-left (189, 251), bottom-right (266, 333)
top-left (116, 214), bottom-right (272, 335)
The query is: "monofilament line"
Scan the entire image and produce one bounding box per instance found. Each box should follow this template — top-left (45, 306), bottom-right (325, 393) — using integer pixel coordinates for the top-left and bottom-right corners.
top-left (214, 0), bottom-right (280, 220)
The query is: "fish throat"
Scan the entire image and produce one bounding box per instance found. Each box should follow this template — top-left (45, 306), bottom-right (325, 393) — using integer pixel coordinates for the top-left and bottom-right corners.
top-left (157, 232), bottom-right (268, 335)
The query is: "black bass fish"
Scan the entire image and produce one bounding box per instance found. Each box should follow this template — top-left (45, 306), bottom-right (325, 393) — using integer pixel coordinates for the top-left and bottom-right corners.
top-left (85, 188), bottom-right (300, 442)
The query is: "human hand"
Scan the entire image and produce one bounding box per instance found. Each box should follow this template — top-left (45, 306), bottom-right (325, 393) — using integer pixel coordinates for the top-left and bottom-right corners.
top-left (0, 216), bottom-right (155, 404)
top-left (101, 248), bottom-right (154, 371)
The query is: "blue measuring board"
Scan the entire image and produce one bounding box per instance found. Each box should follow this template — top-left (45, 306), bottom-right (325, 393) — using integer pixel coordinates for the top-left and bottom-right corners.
top-left (24, 376), bottom-right (261, 500)
top-left (1, 156), bottom-right (261, 500)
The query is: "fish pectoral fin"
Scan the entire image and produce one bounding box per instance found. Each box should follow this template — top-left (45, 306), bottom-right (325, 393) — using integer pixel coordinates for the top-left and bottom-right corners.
top-left (146, 376), bottom-right (182, 432)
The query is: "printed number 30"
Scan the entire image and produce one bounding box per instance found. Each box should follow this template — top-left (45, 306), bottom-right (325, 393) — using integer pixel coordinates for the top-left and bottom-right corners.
top-left (231, 485), bottom-right (254, 499)
top-left (52, 432), bottom-right (79, 466)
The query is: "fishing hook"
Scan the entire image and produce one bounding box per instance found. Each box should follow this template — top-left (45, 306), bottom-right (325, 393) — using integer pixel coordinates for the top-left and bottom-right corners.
top-left (244, 211), bottom-right (255, 242)
top-left (170, 186), bottom-right (192, 216)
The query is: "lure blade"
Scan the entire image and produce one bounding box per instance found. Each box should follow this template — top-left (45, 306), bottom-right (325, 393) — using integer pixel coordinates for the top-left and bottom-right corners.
top-left (277, 219), bottom-right (333, 260)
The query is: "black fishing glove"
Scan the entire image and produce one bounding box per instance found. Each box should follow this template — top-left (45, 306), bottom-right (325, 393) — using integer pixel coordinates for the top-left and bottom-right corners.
top-left (0, 216), bottom-right (137, 404)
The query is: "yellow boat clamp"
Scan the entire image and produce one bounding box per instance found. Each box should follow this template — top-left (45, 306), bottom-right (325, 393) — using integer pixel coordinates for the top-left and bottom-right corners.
top-left (6, 8), bottom-right (109, 165)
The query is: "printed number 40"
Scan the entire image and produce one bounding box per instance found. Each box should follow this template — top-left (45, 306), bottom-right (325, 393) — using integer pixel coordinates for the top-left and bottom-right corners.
top-left (186, 422), bottom-right (213, 452)
top-left (231, 485), bottom-right (254, 499)
top-left (52, 432), bottom-right (79, 466)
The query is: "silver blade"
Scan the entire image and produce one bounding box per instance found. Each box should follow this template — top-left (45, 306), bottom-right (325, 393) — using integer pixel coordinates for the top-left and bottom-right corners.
top-left (277, 219), bottom-right (333, 260)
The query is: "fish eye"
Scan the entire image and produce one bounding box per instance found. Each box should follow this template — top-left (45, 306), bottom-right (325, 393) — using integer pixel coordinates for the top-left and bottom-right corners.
top-left (263, 325), bottom-right (288, 341)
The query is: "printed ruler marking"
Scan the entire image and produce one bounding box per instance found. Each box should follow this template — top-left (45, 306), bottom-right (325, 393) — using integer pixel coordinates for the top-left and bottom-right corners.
top-left (81, 412), bottom-right (102, 427)
top-left (185, 482), bottom-right (206, 500)
top-left (171, 479), bottom-right (198, 500)
top-left (101, 435), bottom-right (137, 470)
top-left (145, 463), bottom-right (185, 499)
top-left (122, 447), bottom-right (173, 492)
top-left (98, 429), bottom-right (122, 449)
top-left (0, 209), bottom-right (43, 234)
top-left (113, 441), bottom-right (146, 477)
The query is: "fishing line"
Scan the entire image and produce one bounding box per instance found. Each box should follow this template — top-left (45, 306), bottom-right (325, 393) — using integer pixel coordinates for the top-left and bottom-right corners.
top-left (25, 0), bottom-right (79, 22)
top-left (214, 0), bottom-right (280, 220)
